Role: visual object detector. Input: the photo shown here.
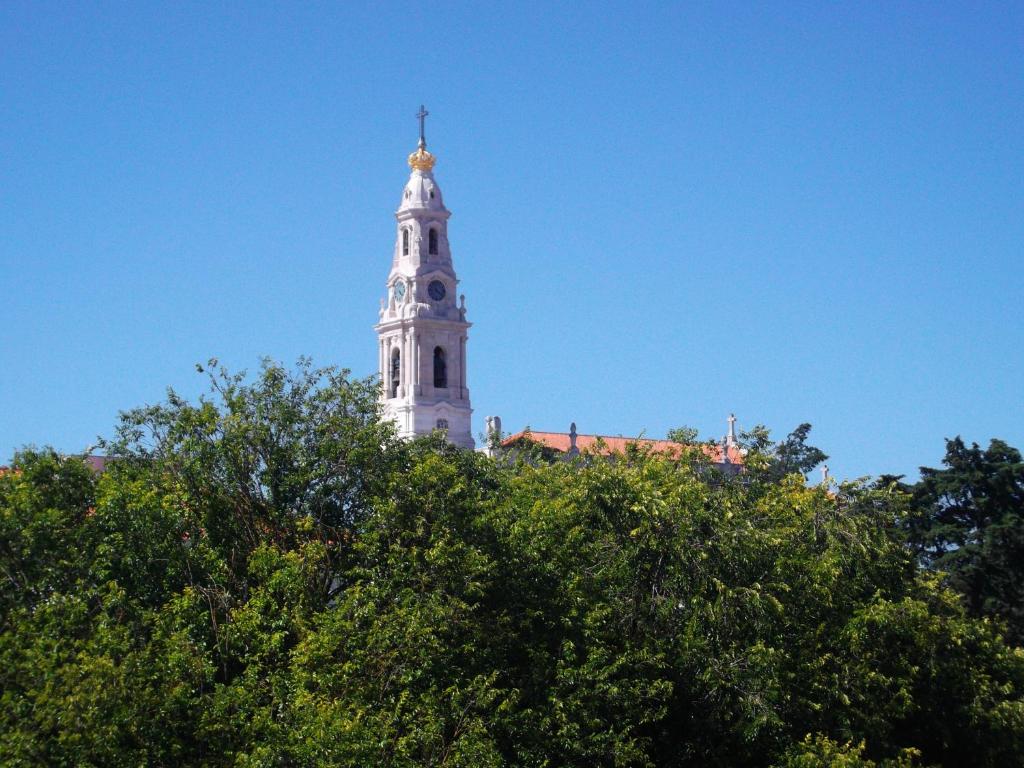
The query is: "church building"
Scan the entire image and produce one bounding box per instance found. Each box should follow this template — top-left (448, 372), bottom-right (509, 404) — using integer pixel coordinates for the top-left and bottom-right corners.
top-left (375, 108), bottom-right (474, 449)
top-left (376, 109), bottom-right (741, 468)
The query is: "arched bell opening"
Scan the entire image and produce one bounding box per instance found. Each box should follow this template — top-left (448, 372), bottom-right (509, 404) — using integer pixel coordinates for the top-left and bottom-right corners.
top-left (390, 348), bottom-right (401, 398)
top-left (433, 346), bottom-right (447, 389)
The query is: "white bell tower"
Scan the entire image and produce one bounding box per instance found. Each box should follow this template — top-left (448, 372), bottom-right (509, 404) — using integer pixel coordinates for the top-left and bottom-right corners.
top-left (375, 107), bottom-right (474, 449)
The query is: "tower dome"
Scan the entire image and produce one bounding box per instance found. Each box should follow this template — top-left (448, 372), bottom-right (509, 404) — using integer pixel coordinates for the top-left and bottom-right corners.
top-left (398, 160), bottom-right (445, 212)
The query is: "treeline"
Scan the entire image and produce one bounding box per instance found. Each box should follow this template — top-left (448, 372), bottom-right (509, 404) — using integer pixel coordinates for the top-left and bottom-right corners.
top-left (1, 361), bottom-right (1022, 767)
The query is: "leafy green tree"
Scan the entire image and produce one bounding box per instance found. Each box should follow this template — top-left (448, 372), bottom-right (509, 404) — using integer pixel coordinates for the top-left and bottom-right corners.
top-left (286, 438), bottom-right (508, 766)
top-left (903, 437), bottom-right (1024, 644)
top-left (665, 425), bottom-right (699, 444)
top-left (476, 451), bottom-right (1022, 767)
top-left (774, 735), bottom-right (921, 767)
top-left (0, 451), bottom-right (215, 765)
top-left (2, 363), bottom-right (1023, 767)
top-left (104, 357), bottom-right (400, 604)
top-left (0, 449), bottom-right (96, 615)
top-left (740, 423), bottom-right (829, 483)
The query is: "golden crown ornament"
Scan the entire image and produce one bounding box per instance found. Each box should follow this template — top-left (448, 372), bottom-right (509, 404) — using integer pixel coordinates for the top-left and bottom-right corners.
top-left (408, 143), bottom-right (436, 172)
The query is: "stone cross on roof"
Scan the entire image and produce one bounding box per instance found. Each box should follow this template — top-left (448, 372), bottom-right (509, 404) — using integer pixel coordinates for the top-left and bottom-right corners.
top-left (416, 105), bottom-right (429, 148)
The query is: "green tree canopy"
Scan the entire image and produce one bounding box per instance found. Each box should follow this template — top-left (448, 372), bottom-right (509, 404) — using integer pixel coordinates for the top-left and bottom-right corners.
top-left (902, 437), bottom-right (1024, 645)
top-left (741, 422), bottom-right (829, 483)
top-left (1, 362), bottom-right (1022, 767)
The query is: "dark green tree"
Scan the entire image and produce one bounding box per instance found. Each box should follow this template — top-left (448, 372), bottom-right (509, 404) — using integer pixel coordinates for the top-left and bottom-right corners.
top-left (740, 422), bottom-right (829, 483)
top-left (903, 437), bottom-right (1024, 644)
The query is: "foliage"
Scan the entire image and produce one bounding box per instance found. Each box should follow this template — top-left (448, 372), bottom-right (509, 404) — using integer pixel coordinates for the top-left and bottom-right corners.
top-left (1, 363), bottom-right (1022, 766)
top-left (901, 437), bottom-right (1024, 645)
top-left (741, 422), bottom-right (829, 483)
top-left (665, 425), bottom-right (699, 444)
top-left (774, 734), bottom-right (922, 767)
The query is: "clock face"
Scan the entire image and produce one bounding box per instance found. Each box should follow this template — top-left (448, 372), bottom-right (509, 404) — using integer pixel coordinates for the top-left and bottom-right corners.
top-left (393, 281), bottom-right (406, 302)
top-left (428, 280), bottom-right (446, 301)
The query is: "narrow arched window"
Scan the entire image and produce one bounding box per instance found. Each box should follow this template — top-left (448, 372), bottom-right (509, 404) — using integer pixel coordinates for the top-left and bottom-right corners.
top-left (428, 228), bottom-right (438, 255)
top-left (402, 229), bottom-right (409, 256)
top-left (390, 349), bottom-right (401, 398)
top-left (433, 346), bottom-right (447, 388)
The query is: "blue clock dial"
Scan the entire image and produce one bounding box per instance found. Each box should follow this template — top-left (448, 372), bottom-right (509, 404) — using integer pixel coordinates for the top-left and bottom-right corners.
top-left (394, 282), bottom-right (406, 301)
top-left (428, 280), bottom-right (446, 301)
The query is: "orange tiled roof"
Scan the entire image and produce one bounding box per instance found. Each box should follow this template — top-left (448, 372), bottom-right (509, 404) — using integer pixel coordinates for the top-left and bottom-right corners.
top-left (501, 431), bottom-right (744, 464)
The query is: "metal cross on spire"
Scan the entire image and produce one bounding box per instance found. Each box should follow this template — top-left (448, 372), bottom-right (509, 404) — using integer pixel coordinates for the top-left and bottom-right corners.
top-left (416, 104), bottom-right (429, 147)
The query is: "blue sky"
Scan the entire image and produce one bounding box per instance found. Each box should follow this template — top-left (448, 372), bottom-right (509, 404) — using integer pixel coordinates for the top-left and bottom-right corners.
top-left (2, 2), bottom-right (1021, 480)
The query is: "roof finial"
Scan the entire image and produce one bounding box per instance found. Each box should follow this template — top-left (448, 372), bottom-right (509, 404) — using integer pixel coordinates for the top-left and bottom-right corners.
top-left (484, 415), bottom-right (503, 456)
top-left (416, 104), bottom-right (429, 149)
top-left (725, 413), bottom-right (738, 446)
top-left (408, 105), bottom-right (436, 172)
